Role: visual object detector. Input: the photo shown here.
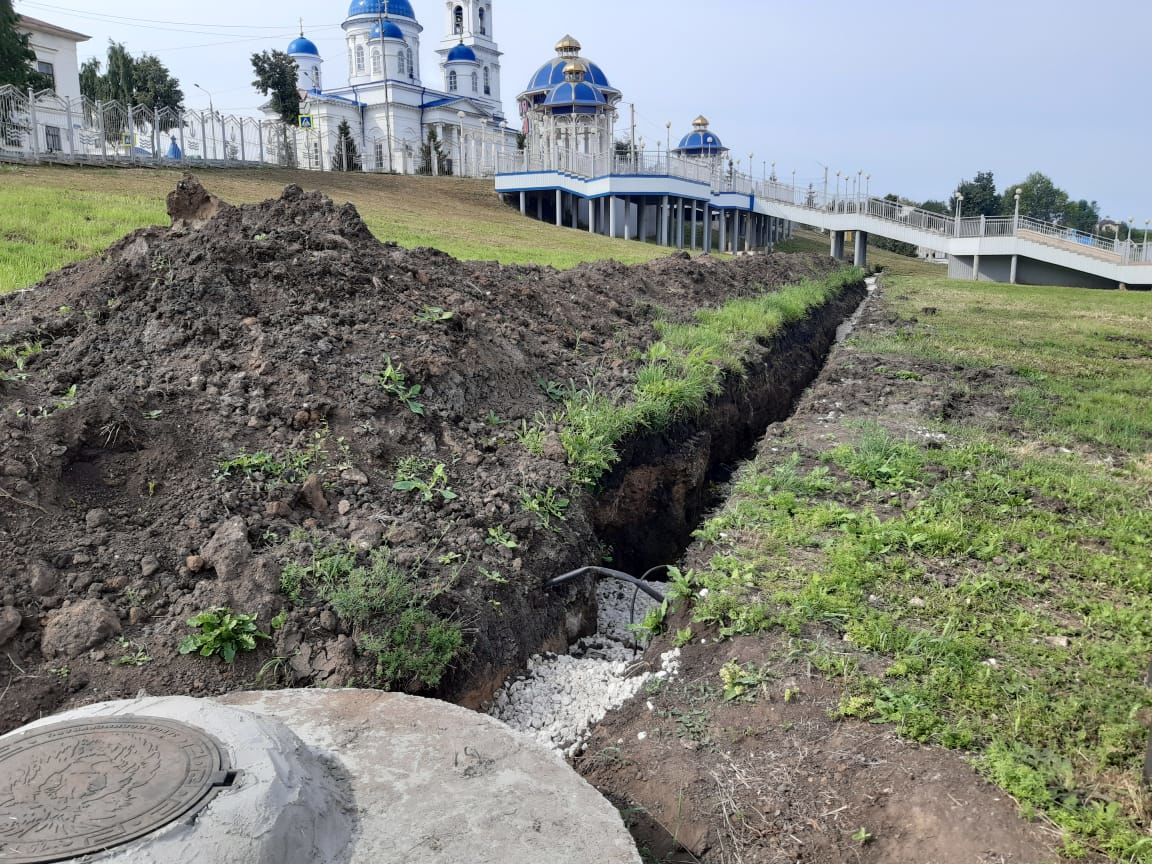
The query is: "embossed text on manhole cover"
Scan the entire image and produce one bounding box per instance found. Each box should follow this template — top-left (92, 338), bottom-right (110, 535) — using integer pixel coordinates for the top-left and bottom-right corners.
top-left (0, 716), bottom-right (232, 863)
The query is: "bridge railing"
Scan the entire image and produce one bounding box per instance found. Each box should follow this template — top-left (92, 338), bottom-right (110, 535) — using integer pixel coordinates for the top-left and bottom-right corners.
top-left (498, 145), bottom-right (1149, 267)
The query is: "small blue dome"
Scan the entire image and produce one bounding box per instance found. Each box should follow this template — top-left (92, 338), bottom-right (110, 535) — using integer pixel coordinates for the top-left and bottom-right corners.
top-left (675, 130), bottom-right (726, 155)
top-left (527, 57), bottom-right (613, 93)
top-left (447, 42), bottom-right (477, 63)
top-left (287, 36), bottom-right (320, 57)
top-left (348, 0), bottom-right (416, 20)
top-left (370, 20), bottom-right (405, 40)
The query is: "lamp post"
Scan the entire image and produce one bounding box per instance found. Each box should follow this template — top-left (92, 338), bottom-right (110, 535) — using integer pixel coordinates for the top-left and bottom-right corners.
top-left (665, 121), bottom-right (671, 170)
top-left (954, 192), bottom-right (964, 236)
top-left (1013, 188), bottom-right (1022, 233)
top-left (865, 174), bottom-right (871, 200)
top-left (857, 169), bottom-right (863, 202)
top-left (791, 169), bottom-right (796, 203)
top-left (836, 171), bottom-right (842, 204)
top-left (194, 83), bottom-right (216, 160)
top-left (457, 110), bottom-right (466, 176)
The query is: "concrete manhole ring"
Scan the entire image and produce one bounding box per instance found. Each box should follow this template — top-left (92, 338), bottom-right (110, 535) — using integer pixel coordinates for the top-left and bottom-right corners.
top-left (0, 716), bottom-right (231, 863)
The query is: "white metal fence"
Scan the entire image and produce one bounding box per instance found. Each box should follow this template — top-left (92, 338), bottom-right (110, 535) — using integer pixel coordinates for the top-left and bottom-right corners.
top-left (0, 85), bottom-right (508, 178)
top-left (498, 146), bottom-right (1150, 266)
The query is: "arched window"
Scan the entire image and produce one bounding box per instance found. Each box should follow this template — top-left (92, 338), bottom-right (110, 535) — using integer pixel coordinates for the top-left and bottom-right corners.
top-left (407, 48), bottom-right (415, 78)
top-left (311, 65), bottom-right (320, 89)
top-left (471, 71), bottom-right (478, 93)
top-left (397, 50), bottom-right (407, 77)
top-left (453, 5), bottom-right (463, 34)
top-left (448, 70), bottom-right (457, 92)
top-left (483, 66), bottom-right (490, 95)
top-left (371, 48), bottom-right (381, 76)
top-left (479, 7), bottom-right (486, 34)
top-left (355, 44), bottom-right (365, 73)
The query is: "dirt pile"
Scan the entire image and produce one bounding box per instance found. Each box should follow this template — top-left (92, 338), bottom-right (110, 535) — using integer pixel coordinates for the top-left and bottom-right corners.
top-left (0, 176), bottom-right (835, 732)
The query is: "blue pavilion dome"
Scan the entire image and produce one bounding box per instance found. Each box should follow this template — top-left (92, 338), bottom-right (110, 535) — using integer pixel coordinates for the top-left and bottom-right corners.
top-left (348, 0), bottom-right (416, 20)
top-left (447, 42), bottom-right (478, 63)
top-left (674, 116), bottom-right (727, 156)
top-left (287, 36), bottom-right (320, 57)
top-left (370, 19), bottom-right (405, 40)
top-left (523, 35), bottom-right (618, 102)
top-left (542, 79), bottom-right (608, 115)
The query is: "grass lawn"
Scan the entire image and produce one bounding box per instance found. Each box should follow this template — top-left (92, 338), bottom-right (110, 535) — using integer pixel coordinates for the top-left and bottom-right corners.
top-left (682, 238), bottom-right (1152, 860)
top-left (0, 164), bottom-right (671, 292)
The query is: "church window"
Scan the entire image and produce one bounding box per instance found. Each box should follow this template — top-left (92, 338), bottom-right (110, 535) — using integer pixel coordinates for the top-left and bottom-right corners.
top-left (372, 48), bottom-right (381, 76)
top-left (483, 66), bottom-right (490, 95)
top-left (311, 66), bottom-right (320, 89)
top-left (397, 51), bottom-right (407, 76)
top-left (471, 71), bottom-right (478, 93)
top-left (448, 70), bottom-right (458, 92)
top-left (453, 6), bottom-right (463, 34)
top-left (355, 44), bottom-right (365, 73)
top-left (407, 48), bottom-right (415, 78)
top-left (479, 7), bottom-right (486, 34)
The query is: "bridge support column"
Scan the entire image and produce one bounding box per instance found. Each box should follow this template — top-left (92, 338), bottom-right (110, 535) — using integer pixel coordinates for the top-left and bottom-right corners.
top-left (610, 196), bottom-right (618, 239)
top-left (973, 254), bottom-right (981, 281)
top-left (831, 230), bottom-right (845, 260)
top-left (703, 204), bottom-right (712, 253)
top-left (676, 199), bottom-right (685, 249)
top-left (519, 192), bottom-right (526, 215)
top-left (556, 190), bottom-right (563, 227)
top-left (854, 231), bottom-right (868, 267)
top-left (690, 202), bottom-right (698, 250)
top-left (588, 198), bottom-right (596, 234)
top-left (536, 195), bottom-right (543, 222)
top-left (719, 210), bottom-right (727, 254)
top-left (1010, 254), bottom-right (1018, 285)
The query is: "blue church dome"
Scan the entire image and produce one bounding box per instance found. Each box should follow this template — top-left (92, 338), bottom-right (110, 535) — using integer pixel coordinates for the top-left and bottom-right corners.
top-left (370, 19), bottom-right (405, 40)
top-left (447, 42), bottom-right (478, 63)
top-left (348, 0), bottom-right (416, 20)
top-left (674, 116), bottom-right (727, 156)
top-left (287, 36), bottom-right (320, 57)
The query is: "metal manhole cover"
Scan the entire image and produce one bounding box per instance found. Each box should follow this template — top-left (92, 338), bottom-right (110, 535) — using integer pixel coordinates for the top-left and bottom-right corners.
top-left (0, 717), bottom-right (232, 863)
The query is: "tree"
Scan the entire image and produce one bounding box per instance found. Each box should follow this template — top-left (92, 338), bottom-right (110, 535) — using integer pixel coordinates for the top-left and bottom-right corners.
top-left (0, 0), bottom-right (49, 90)
top-left (1063, 198), bottom-right (1101, 234)
top-left (1000, 172), bottom-right (1069, 224)
top-left (80, 42), bottom-right (181, 111)
top-left (418, 128), bottom-right (450, 176)
top-left (251, 50), bottom-right (299, 126)
top-left (920, 200), bottom-right (949, 215)
top-left (950, 171), bottom-right (1001, 217)
top-left (332, 119), bottom-right (359, 172)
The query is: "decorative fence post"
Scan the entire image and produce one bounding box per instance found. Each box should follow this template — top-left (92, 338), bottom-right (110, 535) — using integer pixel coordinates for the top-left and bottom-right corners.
top-left (27, 88), bottom-right (40, 161)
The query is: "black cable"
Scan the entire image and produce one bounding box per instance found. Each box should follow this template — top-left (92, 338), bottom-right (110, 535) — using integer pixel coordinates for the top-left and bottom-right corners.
top-left (544, 566), bottom-right (666, 602)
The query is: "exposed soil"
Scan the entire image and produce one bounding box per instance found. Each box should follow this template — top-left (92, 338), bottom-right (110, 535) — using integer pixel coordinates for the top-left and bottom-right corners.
top-left (575, 286), bottom-right (1074, 864)
top-left (0, 176), bottom-right (845, 734)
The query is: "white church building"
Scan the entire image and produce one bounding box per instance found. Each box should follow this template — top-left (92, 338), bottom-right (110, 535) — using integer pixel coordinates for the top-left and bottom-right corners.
top-left (277, 0), bottom-right (517, 174)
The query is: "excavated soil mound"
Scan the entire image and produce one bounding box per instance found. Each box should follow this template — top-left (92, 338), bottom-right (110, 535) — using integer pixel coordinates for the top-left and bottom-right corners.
top-left (0, 177), bottom-right (833, 731)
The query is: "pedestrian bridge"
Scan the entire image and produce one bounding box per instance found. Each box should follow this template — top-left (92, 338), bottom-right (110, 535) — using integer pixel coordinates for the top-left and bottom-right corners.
top-left (494, 151), bottom-right (1152, 289)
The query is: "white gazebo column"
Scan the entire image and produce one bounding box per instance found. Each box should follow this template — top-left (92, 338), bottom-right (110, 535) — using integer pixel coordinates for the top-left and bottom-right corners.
top-left (556, 189), bottom-right (563, 227)
top-left (719, 211), bottom-right (728, 253)
top-left (660, 195), bottom-right (670, 246)
top-left (704, 204), bottom-right (713, 253)
top-left (610, 196), bottom-right (619, 238)
top-left (691, 201), bottom-right (698, 250)
top-left (676, 199), bottom-right (685, 249)
top-left (588, 197), bottom-right (597, 234)
top-left (520, 191), bottom-right (526, 215)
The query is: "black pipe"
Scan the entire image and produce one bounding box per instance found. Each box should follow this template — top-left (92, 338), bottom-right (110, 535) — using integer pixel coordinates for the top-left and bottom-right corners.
top-left (544, 566), bottom-right (666, 603)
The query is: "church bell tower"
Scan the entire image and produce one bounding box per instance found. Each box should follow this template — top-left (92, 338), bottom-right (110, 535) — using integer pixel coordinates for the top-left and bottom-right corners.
top-left (437, 1), bottom-right (503, 117)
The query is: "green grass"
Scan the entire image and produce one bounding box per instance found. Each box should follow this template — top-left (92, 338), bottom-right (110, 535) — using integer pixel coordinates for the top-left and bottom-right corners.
top-left (555, 267), bottom-right (866, 486)
top-left (0, 164), bottom-right (672, 292)
top-left (280, 543), bottom-right (462, 690)
top-left (680, 263), bottom-right (1152, 860)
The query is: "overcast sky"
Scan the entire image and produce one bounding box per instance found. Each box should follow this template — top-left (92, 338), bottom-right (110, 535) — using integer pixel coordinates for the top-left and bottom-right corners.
top-left (17, 0), bottom-right (1152, 220)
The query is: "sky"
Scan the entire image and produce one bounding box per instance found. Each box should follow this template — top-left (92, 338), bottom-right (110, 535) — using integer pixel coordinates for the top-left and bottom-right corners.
top-left (16, 0), bottom-right (1152, 221)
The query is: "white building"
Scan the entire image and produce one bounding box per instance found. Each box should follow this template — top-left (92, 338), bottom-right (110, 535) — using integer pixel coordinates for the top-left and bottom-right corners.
top-left (17, 15), bottom-right (89, 104)
top-left (272, 0), bottom-right (516, 174)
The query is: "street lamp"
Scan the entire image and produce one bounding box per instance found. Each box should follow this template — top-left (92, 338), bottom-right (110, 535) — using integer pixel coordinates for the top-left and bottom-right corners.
top-left (857, 169), bottom-right (863, 201)
top-left (954, 193), bottom-right (964, 236)
top-left (836, 170), bottom-right (842, 202)
top-left (194, 83), bottom-right (216, 160)
top-left (1013, 188), bottom-right (1022, 232)
top-left (666, 121), bottom-right (671, 167)
top-left (865, 174), bottom-right (871, 199)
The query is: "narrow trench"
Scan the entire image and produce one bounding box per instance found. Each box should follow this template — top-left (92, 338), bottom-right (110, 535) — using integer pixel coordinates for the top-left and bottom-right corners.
top-left (488, 279), bottom-right (876, 754)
